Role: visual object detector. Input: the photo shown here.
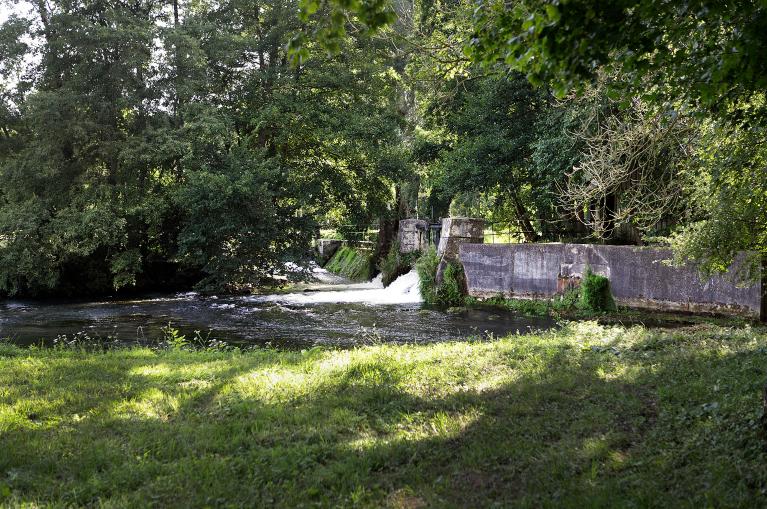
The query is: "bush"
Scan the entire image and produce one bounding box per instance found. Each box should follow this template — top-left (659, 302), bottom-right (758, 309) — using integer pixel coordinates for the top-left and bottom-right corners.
top-left (437, 262), bottom-right (465, 307)
top-left (415, 247), bottom-right (466, 306)
top-left (580, 267), bottom-right (617, 312)
top-left (552, 287), bottom-right (581, 312)
top-left (415, 246), bottom-right (440, 304)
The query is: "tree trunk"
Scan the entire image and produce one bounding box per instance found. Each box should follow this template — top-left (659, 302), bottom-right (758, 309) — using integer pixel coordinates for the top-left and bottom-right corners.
top-left (509, 191), bottom-right (538, 243)
top-left (374, 219), bottom-right (398, 268)
top-left (761, 254), bottom-right (766, 323)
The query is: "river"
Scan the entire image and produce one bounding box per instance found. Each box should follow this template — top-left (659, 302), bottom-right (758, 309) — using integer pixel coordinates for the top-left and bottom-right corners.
top-left (0, 269), bottom-right (557, 348)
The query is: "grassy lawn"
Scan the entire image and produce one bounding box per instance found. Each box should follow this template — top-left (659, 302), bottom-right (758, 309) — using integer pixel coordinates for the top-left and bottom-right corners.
top-left (1, 323), bottom-right (767, 508)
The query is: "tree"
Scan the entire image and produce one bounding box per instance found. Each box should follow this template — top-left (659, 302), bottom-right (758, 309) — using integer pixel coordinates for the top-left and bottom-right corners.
top-left (670, 123), bottom-right (767, 281)
top-left (428, 73), bottom-right (545, 241)
top-left (445, 1), bottom-right (765, 117)
top-left (560, 92), bottom-right (694, 243)
top-left (464, 0), bottom-right (767, 273)
top-left (0, 0), bottom-right (404, 296)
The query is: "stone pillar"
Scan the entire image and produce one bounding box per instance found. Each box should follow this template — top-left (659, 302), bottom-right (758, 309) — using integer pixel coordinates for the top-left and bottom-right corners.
top-left (436, 217), bottom-right (484, 282)
top-left (397, 219), bottom-right (429, 254)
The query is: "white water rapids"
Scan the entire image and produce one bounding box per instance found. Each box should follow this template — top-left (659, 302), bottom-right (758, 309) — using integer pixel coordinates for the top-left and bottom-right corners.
top-left (249, 269), bottom-right (423, 305)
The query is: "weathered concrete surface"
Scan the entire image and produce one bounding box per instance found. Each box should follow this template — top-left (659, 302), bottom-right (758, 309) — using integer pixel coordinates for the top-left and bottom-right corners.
top-left (398, 219), bottom-right (429, 254)
top-left (316, 239), bottom-right (342, 265)
top-left (437, 217), bottom-right (485, 282)
top-left (459, 243), bottom-right (762, 318)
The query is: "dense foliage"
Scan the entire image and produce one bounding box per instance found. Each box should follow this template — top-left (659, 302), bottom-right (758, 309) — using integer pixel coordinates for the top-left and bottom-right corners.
top-left (414, 246), bottom-right (440, 304)
top-left (415, 247), bottom-right (465, 307)
top-left (2, 0), bottom-right (765, 296)
top-left (580, 268), bottom-right (617, 313)
top-left (0, 0), bottom-right (405, 296)
top-left (300, 0), bottom-right (767, 279)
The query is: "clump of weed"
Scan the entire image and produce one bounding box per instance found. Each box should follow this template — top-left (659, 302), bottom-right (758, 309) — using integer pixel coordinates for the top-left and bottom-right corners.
top-left (580, 267), bottom-right (617, 312)
top-left (415, 247), bottom-right (466, 306)
top-left (436, 262), bottom-right (465, 307)
top-left (325, 246), bottom-right (374, 281)
top-left (52, 330), bottom-right (121, 351)
top-left (415, 246), bottom-right (440, 304)
top-left (161, 323), bottom-right (232, 351)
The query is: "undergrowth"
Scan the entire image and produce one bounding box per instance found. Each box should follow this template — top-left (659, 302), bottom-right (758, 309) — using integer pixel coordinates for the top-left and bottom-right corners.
top-left (415, 247), bottom-right (465, 306)
top-left (581, 267), bottom-right (617, 312)
top-left (415, 246), bottom-right (440, 304)
top-left (436, 262), bottom-right (465, 307)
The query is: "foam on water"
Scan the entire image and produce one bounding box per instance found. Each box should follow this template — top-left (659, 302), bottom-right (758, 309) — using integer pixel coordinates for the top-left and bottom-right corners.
top-left (251, 270), bottom-right (422, 305)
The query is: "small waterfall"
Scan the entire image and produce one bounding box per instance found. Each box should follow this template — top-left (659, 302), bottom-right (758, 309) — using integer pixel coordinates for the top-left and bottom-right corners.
top-left (251, 270), bottom-right (422, 305)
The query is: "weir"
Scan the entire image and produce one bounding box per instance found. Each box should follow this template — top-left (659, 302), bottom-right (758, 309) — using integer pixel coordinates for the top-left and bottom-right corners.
top-left (313, 217), bottom-right (763, 318)
top-left (253, 269), bottom-right (422, 305)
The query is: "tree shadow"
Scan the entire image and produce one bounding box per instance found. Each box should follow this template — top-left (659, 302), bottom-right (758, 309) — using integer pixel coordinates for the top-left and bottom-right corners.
top-left (1, 334), bottom-right (766, 507)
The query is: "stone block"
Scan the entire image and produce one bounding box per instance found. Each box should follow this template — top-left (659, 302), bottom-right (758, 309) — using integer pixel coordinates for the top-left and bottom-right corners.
top-left (439, 217), bottom-right (485, 242)
top-left (397, 219), bottom-right (429, 254)
top-left (436, 217), bottom-right (484, 282)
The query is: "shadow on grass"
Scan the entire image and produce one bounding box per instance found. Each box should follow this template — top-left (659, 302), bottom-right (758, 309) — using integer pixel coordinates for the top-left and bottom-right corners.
top-left (1, 332), bottom-right (766, 508)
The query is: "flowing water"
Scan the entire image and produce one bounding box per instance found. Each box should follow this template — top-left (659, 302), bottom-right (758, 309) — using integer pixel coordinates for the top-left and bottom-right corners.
top-left (0, 269), bottom-right (557, 349)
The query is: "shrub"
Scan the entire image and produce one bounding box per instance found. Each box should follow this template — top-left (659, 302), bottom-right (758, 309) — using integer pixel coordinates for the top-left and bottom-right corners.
top-left (415, 246), bottom-right (440, 304)
top-left (552, 286), bottom-right (581, 312)
top-left (415, 247), bottom-right (466, 306)
top-left (437, 262), bottom-right (465, 307)
top-left (580, 267), bottom-right (617, 312)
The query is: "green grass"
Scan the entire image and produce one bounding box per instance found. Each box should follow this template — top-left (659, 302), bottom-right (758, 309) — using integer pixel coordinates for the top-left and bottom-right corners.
top-left (467, 293), bottom-right (573, 316)
top-left (324, 246), bottom-right (374, 281)
top-left (2, 323), bottom-right (767, 507)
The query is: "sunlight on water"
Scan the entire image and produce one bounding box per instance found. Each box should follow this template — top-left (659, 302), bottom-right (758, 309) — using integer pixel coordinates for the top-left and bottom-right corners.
top-left (250, 270), bottom-right (422, 305)
top-left (0, 268), bottom-right (560, 348)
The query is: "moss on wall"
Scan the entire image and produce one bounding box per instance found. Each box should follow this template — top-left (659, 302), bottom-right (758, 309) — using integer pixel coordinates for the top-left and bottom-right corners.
top-left (324, 246), bottom-right (374, 281)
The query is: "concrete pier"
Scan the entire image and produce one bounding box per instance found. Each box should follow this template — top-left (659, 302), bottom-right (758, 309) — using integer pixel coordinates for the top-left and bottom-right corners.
top-left (397, 219), bottom-right (429, 254)
top-left (436, 217), bottom-right (485, 282)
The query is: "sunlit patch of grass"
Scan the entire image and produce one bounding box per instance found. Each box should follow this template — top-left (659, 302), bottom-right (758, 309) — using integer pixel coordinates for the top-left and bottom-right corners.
top-left (112, 388), bottom-right (181, 421)
top-left (128, 361), bottom-right (230, 380)
top-left (1, 324), bottom-right (766, 507)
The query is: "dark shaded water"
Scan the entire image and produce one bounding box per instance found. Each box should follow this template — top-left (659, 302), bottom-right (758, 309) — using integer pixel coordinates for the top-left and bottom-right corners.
top-left (0, 270), bottom-right (557, 349)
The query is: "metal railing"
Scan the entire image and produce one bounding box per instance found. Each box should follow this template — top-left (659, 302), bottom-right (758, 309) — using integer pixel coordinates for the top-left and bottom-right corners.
top-left (318, 224), bottom-right (380, 244)
top-left (318, 219), bottom-right (531, 247)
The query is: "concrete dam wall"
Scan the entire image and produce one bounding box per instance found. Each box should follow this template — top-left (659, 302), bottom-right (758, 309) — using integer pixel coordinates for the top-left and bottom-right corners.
top-left (459, 242), bottom-right (763, 318)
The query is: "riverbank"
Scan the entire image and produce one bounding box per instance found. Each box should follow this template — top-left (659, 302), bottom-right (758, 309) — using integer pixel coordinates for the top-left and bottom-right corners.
top-left (464, 293), bottom-right (756, 328)
top-left (2, 323), bottom-right (766, 507)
